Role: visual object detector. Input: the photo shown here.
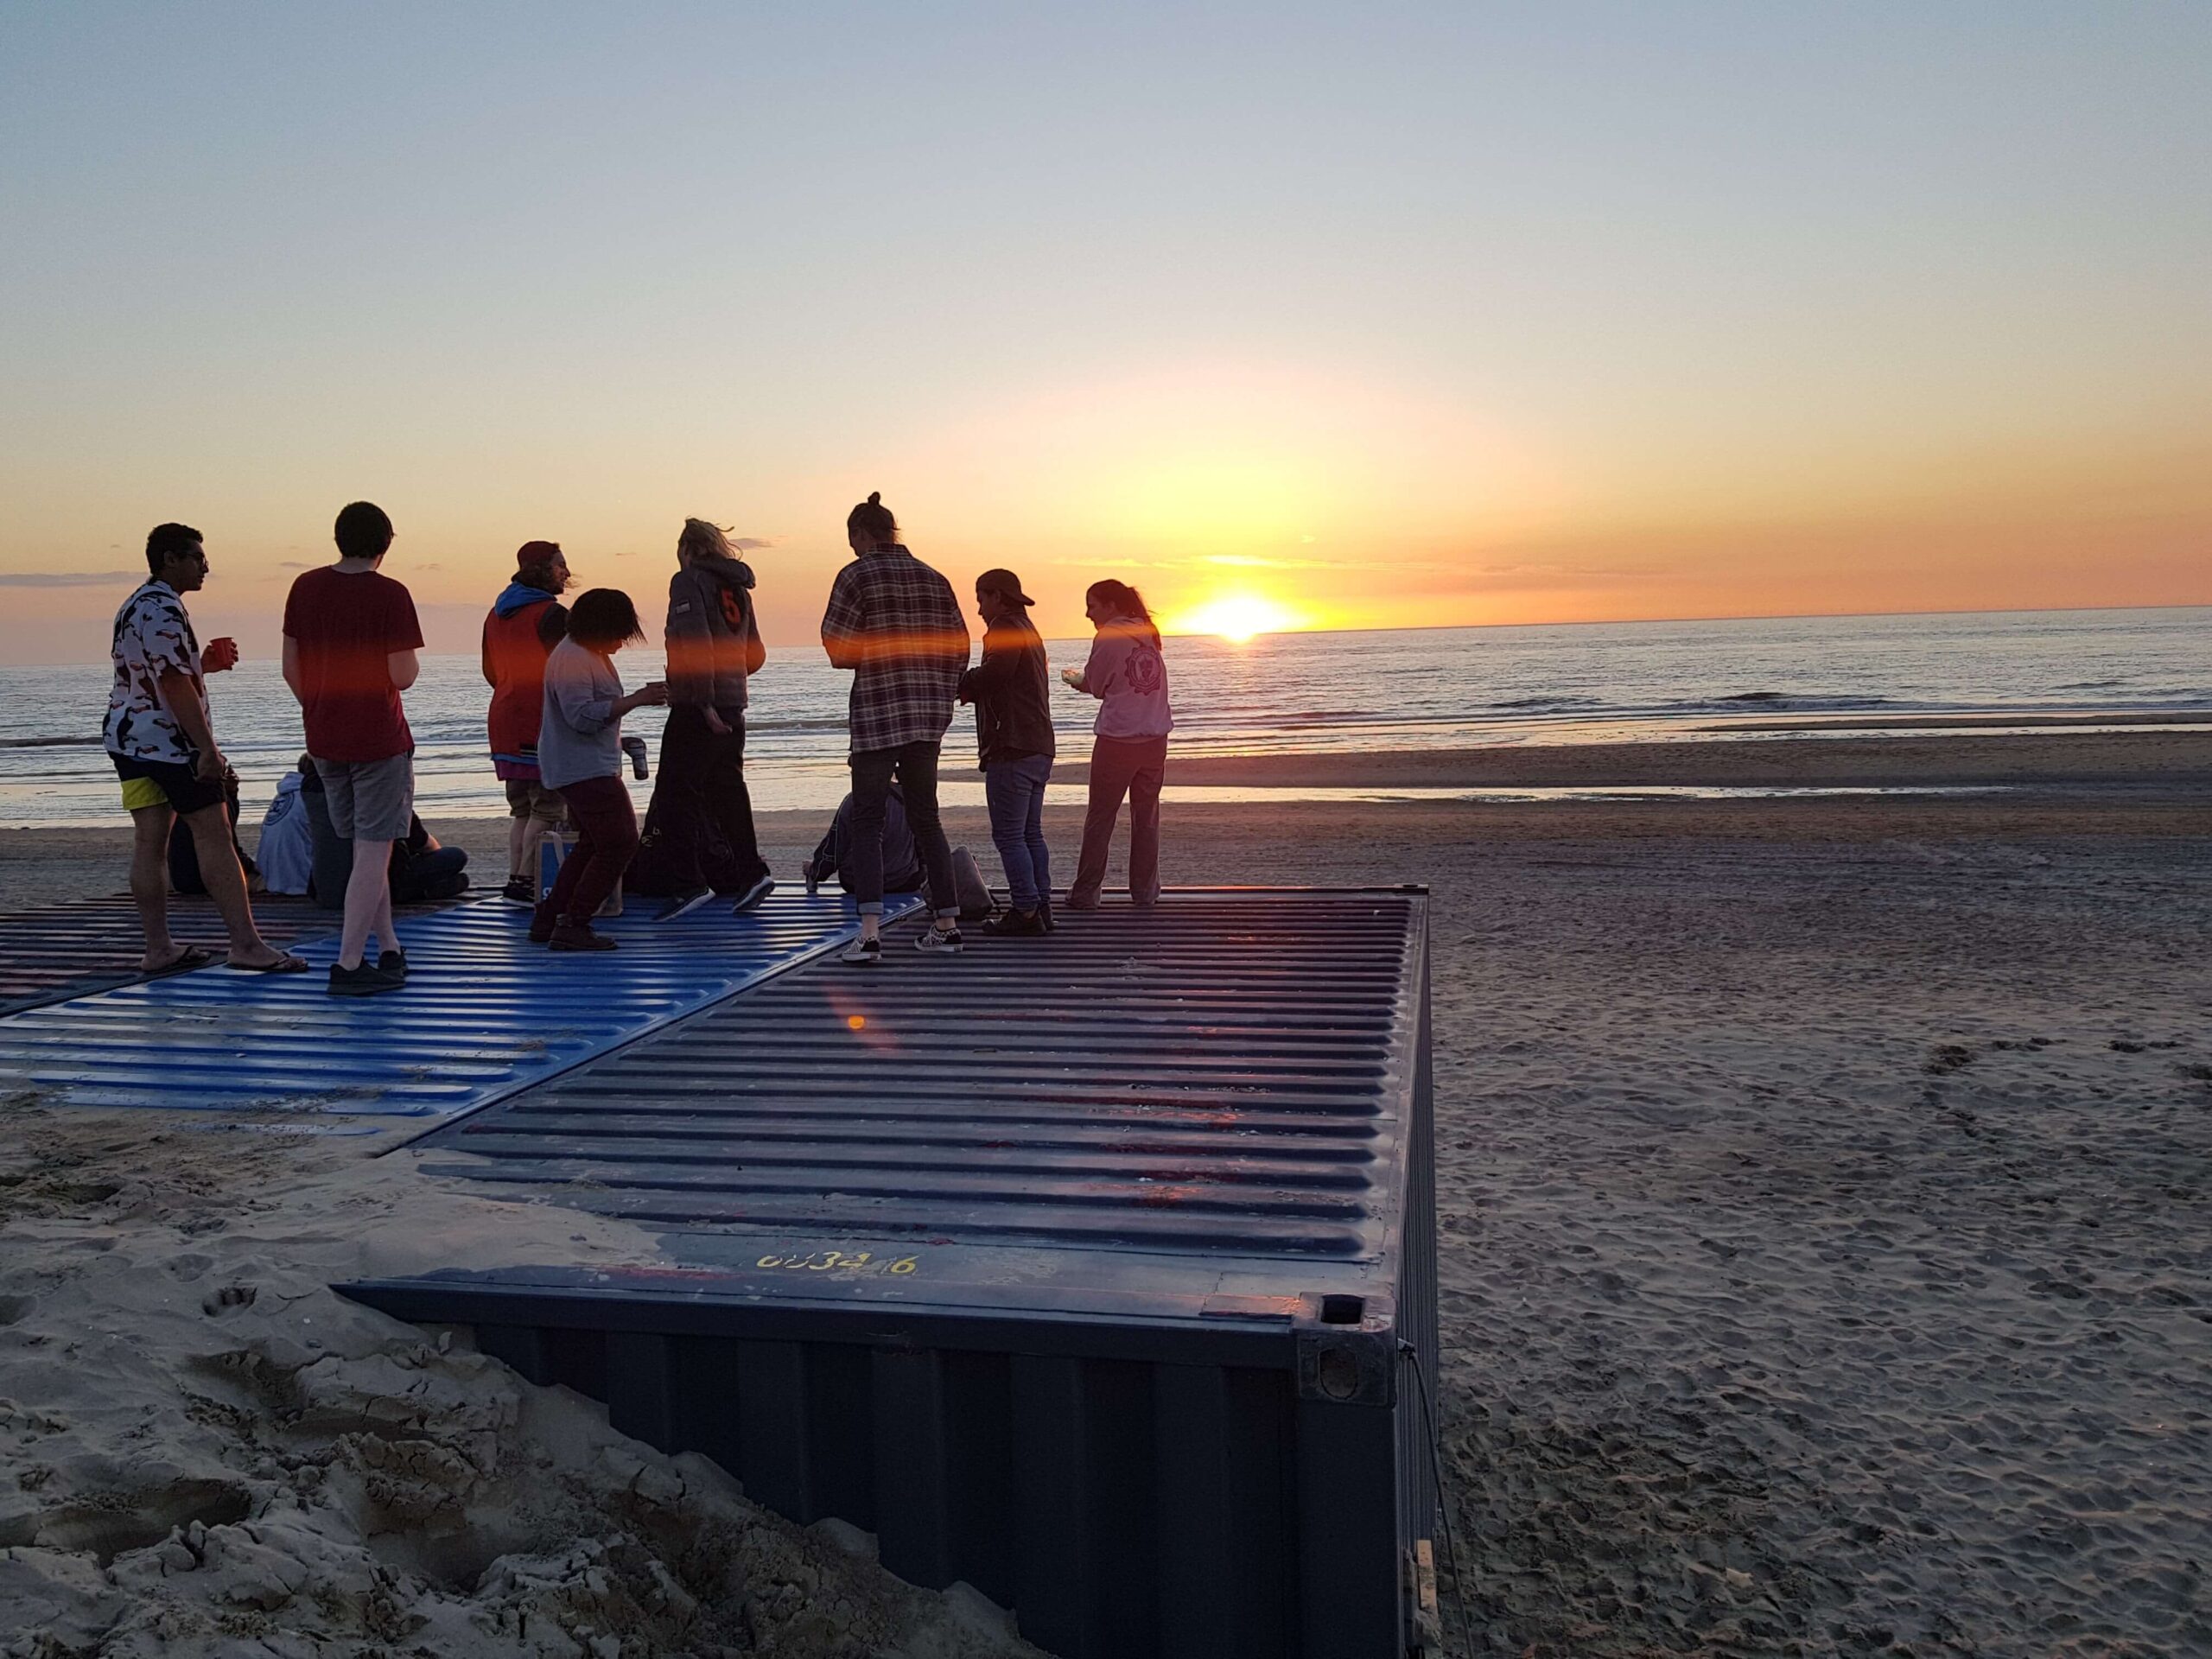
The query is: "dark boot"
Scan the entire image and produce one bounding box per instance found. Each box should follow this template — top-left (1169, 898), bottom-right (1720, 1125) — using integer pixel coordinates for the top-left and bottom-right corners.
top-left (550, 918), bottom-right (618, 952)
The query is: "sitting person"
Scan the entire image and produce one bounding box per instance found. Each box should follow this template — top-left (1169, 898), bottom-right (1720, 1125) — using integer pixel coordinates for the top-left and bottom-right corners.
top-left (254, 760), bottom-right (315, 896)
top-left (804, 785), bottom-right (926, 897)
top-left (300, 758), bottom-right (469, 906)
top-left (166, 768), bottom-right (263, 897)
top-left (391, 819), bottom-right (470, 903)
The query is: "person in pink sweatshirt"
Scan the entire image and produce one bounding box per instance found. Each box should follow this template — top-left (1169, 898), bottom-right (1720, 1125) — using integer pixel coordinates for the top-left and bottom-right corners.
top-left (1061, 579), bottom-right (1173, 907)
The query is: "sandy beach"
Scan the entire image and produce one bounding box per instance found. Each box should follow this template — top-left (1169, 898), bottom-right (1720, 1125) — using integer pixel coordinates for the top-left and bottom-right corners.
top-left (2, 734), bottom-right (2208, 1655)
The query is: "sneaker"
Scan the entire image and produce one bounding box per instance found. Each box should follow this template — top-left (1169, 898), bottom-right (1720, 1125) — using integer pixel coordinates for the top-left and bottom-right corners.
top-left (982, 908), bottom-right (1043, 938)
top-left (500, 875), bottom-right (537, 905)
top-left (916, 924), bottom-right (964, 955)
top-left (529, 902), bottom-right (558, 944)
top-left (1037, 896), bottom-right (1057, 933)
top-left (378, 948), bottom-right (408, 983)
top-left (841, 935), bottom-right (882, 967)
top-left (655, 887), bottom-right (716, 923)
top-left (327, 961), bottom-right (402, 997)
top-left (550, 919), bottom-right (618, 952)
top-left (1062, 892), bottom-right (1101, 912)
top-left (730, 873), bottom-right (776, 915)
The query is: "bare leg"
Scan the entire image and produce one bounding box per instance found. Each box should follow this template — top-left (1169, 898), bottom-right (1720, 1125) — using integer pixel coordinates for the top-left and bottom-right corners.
top-left (373, 874), bottom-right (399, 957)
top-left (518, 809), bottom-right (563, 895)
top-left (127, 804), bottom-right (181, 970)
top-left (506, 815), bottom-right (527, 883)
top-left (181, 801), bottom-right (284, 966)
top-left (340, 837), bottom-right (394, 969)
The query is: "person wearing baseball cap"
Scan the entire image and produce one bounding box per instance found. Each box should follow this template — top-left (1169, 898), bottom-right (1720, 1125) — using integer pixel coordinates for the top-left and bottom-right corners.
top-left (958, 567), bottom-right (1057, 934)
top-left (482, 540), bottom-right (573, 903)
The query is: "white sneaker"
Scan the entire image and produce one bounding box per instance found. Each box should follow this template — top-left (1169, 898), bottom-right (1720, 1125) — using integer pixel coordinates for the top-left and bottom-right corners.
top-left (842, 935), bottom-right (882, 967)
top-left (656, 887), bottom-right (715, 923)
top-left (915, 925), bottom-right (964, 956)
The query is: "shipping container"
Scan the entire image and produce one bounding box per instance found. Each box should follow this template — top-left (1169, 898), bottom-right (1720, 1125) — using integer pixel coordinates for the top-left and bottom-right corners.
top-left (0, 891), bottom-right (905, 1113)
top-left (345, 888), bottom-right (1439, 1657)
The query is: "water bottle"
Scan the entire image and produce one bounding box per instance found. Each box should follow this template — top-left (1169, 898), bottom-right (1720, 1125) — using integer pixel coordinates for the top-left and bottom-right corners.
top-left (621, 735), bottom-right (649, 780)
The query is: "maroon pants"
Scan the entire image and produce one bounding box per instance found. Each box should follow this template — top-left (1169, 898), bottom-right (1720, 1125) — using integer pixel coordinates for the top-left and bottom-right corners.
top-left (1071, 734), bottom-right (1166, 906)
top-left (549, 774), bottom-right (639, 924)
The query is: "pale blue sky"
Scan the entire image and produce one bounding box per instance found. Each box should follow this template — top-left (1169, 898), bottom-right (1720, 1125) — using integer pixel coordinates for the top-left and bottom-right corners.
top-left (3, 3), bottom-right (2207, 657)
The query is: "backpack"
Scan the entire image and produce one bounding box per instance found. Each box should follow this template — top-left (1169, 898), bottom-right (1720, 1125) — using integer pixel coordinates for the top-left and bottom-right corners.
top-left (950, 846), bottom-right (999, 922)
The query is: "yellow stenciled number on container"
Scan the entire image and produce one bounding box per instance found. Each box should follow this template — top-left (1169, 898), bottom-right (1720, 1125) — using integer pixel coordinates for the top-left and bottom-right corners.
top-left (753, 1249), bottom-right (920, 1275)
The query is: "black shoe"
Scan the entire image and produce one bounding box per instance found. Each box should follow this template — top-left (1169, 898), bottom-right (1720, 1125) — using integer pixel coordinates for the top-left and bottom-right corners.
top-left (500, 875), bottom-right (537, 905)
top-left (983, 909), bottom-right (1043, 938)
top-left (656, 887), bottom-right (715, 923)
top-left (378, 948), bottom-right (408, 983)
top-left (1037, 897), bottom-right (1057, 933)
top-left (730, 873), bottom-right (776, 915)
top-left (915, 925), bottom-right (964, 956)
top-left (550, 919), bottom-right (619, 952)
top-left (327, 961), bottom-right (403, 997)
top-left (529, 902), bottom-right (558, 944)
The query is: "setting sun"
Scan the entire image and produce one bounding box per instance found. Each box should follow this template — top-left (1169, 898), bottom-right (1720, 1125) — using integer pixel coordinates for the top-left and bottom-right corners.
top-left (1168, 592), bottom-right (1303, 643)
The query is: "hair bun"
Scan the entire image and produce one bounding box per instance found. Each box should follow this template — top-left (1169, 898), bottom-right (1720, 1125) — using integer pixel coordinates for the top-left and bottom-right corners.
top-left (867, 492), bottom-right (881, 505)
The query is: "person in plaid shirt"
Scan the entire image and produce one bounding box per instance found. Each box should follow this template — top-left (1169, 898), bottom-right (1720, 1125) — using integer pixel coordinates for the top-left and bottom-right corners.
top-left (820, 492), bottom-right (971, 964)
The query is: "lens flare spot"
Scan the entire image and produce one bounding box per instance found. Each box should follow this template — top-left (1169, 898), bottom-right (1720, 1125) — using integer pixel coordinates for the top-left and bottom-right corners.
top-left (847, 1014), bottom-right (867, 1031)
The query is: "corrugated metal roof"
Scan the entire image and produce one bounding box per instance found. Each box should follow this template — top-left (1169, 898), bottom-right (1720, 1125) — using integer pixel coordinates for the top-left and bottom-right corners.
top-left (0, 895), bottom-right (325, 1017)
top-left (0, 892), bottom-right (914, 1116)
top-left (396, 890), bottom-right (1424, 1299)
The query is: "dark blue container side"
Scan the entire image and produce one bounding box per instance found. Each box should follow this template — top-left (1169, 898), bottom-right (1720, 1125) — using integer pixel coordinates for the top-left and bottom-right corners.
top-left (343, 889), bottom-right (1437, 1657)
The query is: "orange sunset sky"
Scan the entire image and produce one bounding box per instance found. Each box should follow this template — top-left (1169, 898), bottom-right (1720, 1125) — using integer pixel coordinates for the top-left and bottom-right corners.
top-left (3, 7), bottom-right (2207, 663)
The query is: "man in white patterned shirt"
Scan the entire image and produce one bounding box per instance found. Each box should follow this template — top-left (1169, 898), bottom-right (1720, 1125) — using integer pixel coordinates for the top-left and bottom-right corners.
top-left (105, 523), bottom-right (303, 976)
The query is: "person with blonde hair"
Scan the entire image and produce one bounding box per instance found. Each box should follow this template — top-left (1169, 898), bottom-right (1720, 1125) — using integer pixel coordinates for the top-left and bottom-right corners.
top-left (654, 517), bottom-right (772, 919)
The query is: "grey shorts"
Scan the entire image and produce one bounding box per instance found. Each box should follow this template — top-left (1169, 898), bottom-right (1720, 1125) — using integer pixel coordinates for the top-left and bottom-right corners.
top-left (313, 752), bottom-right (415, 841)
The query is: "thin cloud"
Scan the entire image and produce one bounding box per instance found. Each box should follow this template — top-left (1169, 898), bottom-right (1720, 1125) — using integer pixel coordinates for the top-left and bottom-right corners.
top-left (279, 561), bottom-right (309, 569)
top-left (0, 569), bottom-right (140, 588)
top-left (1478, 561), bottom-right (1650, 580)
top-left (732, 537), bottom-right (773, 551)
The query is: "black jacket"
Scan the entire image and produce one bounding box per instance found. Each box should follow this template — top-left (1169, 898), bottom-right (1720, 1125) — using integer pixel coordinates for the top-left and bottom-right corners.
top-left (958, 614), bottom-right (1055, 767)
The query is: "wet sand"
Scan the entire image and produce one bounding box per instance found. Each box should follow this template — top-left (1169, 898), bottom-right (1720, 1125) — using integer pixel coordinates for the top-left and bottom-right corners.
top-left (1052, 727), bottom-right (2212, 791)
top-left (2, 740), bottom-right (2208, 1655)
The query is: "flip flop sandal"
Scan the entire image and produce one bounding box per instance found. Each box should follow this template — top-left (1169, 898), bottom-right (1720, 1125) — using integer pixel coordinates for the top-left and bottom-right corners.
top-left (144, 945), bottom-right (215, 976)
top-left (226, 951), bottom-right (310, 974)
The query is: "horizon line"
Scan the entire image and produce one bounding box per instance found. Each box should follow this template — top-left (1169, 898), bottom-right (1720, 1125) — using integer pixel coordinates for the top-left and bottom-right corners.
top-left (10, 598), bottom-right (2202, 671)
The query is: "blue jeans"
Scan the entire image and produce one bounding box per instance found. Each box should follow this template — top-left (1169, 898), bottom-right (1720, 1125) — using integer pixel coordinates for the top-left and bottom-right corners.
top-left (984, 753), bottom-right (1053, 911)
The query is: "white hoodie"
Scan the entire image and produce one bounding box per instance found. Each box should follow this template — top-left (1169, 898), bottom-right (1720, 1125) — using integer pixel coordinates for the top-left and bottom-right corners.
top-left (1074, 619), bottom-right (1173, 741)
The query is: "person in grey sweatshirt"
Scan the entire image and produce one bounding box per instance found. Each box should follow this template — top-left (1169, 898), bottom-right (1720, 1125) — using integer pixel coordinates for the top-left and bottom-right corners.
top-left (656, 518), bottom-right (773, 919)
top-left (533, 588), bottom-right (666, 950)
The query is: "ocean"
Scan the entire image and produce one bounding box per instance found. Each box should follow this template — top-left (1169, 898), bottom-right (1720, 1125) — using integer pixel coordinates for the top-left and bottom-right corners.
top-left (4, 607), bottom-right (2204, 828)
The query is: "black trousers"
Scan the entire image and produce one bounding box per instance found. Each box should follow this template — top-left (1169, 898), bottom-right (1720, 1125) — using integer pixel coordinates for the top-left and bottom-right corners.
top-left (846, 740), bottom-right (957, 917)
top-left (657, 705), bottom-right (767, 893)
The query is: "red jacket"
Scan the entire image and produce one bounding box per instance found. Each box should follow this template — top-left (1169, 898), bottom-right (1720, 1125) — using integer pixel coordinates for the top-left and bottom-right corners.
top-left (482, 594), bottom-right (565, 776)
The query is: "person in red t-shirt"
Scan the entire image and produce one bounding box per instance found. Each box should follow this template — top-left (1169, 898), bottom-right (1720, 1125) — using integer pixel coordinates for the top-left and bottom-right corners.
top-left (282, 501), bottom-right (424, 997)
